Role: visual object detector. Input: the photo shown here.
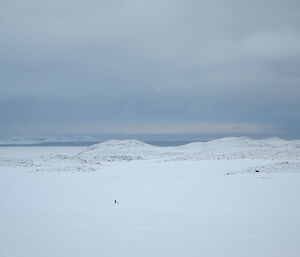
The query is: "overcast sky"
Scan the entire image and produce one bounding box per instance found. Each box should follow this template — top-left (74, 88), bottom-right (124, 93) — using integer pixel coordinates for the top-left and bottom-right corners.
top-left (1, 0), bottom-right (300, 135)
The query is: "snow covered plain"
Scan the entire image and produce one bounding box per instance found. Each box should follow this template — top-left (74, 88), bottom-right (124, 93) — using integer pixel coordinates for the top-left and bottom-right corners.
top-left (0, 137), bottom-right (300, 257)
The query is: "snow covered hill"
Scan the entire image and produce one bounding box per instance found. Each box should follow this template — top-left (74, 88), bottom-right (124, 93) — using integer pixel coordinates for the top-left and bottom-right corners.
top-left (74, 140), bottom-right (181, 162)
top-left (1, 137), bottom-right (299, 173)
top-left (75, 137), bottom-right (300, 163)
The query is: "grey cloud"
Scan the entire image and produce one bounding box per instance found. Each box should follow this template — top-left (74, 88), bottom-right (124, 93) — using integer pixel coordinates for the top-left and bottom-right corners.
top-left (0, 0), bottom-right (300, 135)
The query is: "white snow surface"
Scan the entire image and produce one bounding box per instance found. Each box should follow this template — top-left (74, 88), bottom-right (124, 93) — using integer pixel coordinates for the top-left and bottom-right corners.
top-left (1, 137), bottom-right (300, 257)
